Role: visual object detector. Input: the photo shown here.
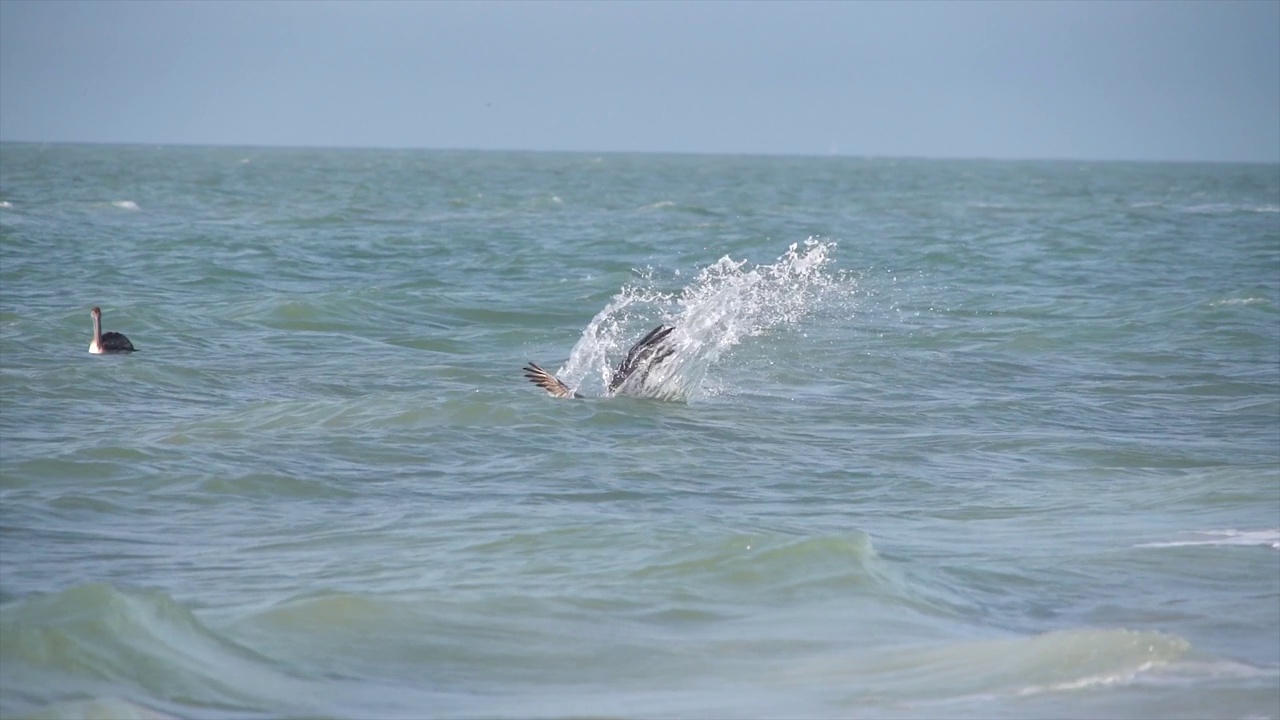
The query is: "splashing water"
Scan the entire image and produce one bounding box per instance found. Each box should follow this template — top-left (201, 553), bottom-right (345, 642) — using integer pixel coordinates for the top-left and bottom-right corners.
top-left (556, 239), bottom-right (847, 401)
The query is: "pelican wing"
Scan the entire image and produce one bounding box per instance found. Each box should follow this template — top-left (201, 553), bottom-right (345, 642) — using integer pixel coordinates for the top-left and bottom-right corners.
top-left (608, 324), bottom-right (676, 394)
top-left (523, 362), bottom-right (577, 399)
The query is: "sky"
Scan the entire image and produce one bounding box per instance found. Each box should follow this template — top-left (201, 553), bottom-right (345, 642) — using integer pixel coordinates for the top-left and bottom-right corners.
top-left (1, 0), bottom-right (1277, 163)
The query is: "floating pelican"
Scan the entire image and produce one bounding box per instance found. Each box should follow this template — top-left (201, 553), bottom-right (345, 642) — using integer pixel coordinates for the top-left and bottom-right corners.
top-left (88, 306), bottom-right (136, 354)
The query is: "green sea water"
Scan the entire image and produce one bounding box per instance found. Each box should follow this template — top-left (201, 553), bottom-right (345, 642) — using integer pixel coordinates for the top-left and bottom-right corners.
top-left (1, 144), bottom-right (1278, 719)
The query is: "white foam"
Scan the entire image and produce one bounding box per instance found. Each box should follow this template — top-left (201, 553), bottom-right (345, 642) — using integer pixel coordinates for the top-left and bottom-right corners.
top-left (111, 200), bottom-right (140, 211)
top-left (1011, 656), bottom-right (1279, 697)
top-left (1013, 661), bottom-right (1160, 696)
top-left (1179, 203), bottom-right (1278, 215)
top-left (1180, 203), bottom-right (1236, 214)
top-left (0, 200), bottom-right (12, 208)
top-left (785, 627), bottom-right (1192, 706)
top-left (1137, 529), bottom-right (1280, 549)
top-left (1211, 297), bottom-right (1267, 306)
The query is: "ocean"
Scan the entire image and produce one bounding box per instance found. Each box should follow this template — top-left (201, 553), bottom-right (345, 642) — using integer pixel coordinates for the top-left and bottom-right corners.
top-left (0, 143), bottom-right (1277, 719)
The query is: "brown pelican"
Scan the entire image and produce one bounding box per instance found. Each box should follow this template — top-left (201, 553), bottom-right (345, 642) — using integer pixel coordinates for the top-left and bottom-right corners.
top-left (89, 306), bottom-right (136, 354)
top-left (524, 324), bottom-right (675, 399)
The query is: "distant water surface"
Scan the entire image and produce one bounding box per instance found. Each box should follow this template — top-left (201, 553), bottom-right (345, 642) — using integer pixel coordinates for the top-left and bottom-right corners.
top-left (1, 144), bottom-right (1278, 719)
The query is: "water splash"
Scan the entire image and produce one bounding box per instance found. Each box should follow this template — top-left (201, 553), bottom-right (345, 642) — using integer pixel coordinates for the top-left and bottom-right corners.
top-left (557, 239), bottom-right (847, 401)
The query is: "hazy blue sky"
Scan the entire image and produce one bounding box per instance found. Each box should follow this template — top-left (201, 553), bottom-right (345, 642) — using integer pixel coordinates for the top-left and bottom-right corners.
top-left (1, 0), bottom-right (1277, 162)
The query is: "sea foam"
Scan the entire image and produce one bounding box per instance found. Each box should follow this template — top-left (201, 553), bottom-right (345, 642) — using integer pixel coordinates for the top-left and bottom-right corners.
top-left (1136, 529), bottom-right (1280, 549)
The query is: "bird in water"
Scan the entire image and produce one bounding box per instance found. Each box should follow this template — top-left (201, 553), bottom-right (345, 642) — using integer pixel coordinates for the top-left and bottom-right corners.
top-left (88, 306), bottom-right (136, 354)
top-left (524, 324), bottom-right (676, 399)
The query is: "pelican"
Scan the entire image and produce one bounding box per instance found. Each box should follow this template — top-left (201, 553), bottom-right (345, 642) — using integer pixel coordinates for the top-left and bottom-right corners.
top-left (89, 306), bottom-right (136, 354)
top-left (524, 324), bottom-right (675, 399)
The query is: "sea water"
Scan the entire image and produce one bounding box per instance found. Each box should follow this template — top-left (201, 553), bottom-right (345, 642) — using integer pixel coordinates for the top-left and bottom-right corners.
top-left (1, 144), bottom-right (1277, 719)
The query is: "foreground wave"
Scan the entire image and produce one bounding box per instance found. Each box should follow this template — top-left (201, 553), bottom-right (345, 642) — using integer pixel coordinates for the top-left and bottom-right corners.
top-left (4, 541), bottom-right (1274, 719)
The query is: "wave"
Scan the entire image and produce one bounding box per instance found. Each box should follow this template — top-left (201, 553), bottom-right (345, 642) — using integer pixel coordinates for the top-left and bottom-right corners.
top-left (0, 584), bottom-right (319, 718)
top-left (628, 531), bottom-right (887, 603)
top-left (636, 200), bottom-right (718, 215)
top-left (1210, 297), bottom-right (1270, 307)
top-left (1129, 201), bottom-right (1280, 214)
top-left (1176, 202), bottom-right (1279, 215)
top-left (1136, 529), bottom-right (1280, 549)
top-left (17, 697), bottom-right (176, 720)
top-left (785, 627), bottom-right (1193, 705)
top-left (552, 238), bottom-right (852, 401)
top-left (2, 561), bottom-right (1262, 718)
top-left (111, 200), bottom-right (140, 211)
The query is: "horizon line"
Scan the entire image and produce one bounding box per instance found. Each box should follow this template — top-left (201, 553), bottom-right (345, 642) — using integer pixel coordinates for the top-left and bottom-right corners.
top-left (1, 138), bottom-right (1277, 167)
